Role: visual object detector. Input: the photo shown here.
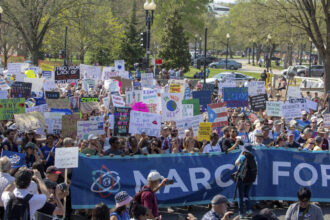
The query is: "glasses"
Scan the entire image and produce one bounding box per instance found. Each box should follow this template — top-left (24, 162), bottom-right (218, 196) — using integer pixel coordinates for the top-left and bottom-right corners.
top-left (231, 130), bottom-right (238, 133)
top-left (309, 142), bottom-right (315, 145)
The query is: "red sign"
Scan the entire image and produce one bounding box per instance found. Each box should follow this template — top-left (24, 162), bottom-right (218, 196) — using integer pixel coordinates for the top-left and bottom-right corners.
top-left (155, 59), bottom-right (162, 65)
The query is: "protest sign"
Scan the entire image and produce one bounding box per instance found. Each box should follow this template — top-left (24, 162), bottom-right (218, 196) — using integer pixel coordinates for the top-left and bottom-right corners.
top-left (111, 95), bottom-right (125, 107)
top-left (71, 149), bottom-right (330, 209)
top-left (43, 80), bottom-right (57, 91)
top-left (25, 104), bottom-right (48, 113)
top-left (0, 79), bottom-right (10, 90)
top-left (129, 111), bottom-right (161, 136)
top-left (109, 115), bottom-right (115, 130)
top-left (141, 73), bottom-right (154, 88)
top-left (62, 113), bottom-right (80, 138)
top-left (45, 91), bottom-right (60, 99)
top-left (198, 122), bottom-right (212, 141)
top-left (46, 98), bottom-right (70, 110)
top-left (80, 97), bottom-right (98, 102)
top-left (132, 102), bottom-right (148, 112)
top-left (126, 90), bottom-right (142, 106)
top-left (11, 81), bottom-right (32, 99)
top-left (282, 102), bottom-right (302, 120)
top-left (14, 112), bottom-right (46, 131)
top-left (218, 80), bottom-right (236, 93)
top-left (83, 79), bottom-right (95, 91)
top-left (182, 99), bottom-right (200, 116)
top-left (80, 102), bottom-right (99, 114)
top-left (55, 147), bottom-right (79, 169)
top-left (142, 89), bottom-right (159, 104)
top-left (0, 90), bottom-right (8, 99)
top-left (69, 96), bottom-right (80, 112)
top-left (111, 77), bottom-right (132, 92)
top-left (44, 112), bottom-right (65, 134)
top-left (182, 104), bottom-right (194, 118)
top-left (306, 99), bottom-right (318, 111)
top-left (120, 71), bottom-right (130, 79)
top-left (289, 98), bottom-right (307, 112)
top-left (54, 66), bottom-right (80, 83)
top-left (80, 64), bottom-right (101, 80)
top-left (192, 91), bottom-right (212, 108)
top-left (114, 107), bottom-right (131, 136)
top-left (176, 115), bottom-right (203, 137)
top-left (77, 120), bottom-right (105, 140)
top-left (114, 60), bottom-right (125, 73)
top-left (7, 63), bottom-right (24, 75)
top-left (202, 83), bottom-right (215, 92)
top-left (169, 84), bottom-right (181, 93)
top-left (184, 86), bottom-right (191, 100)
top-left (42, 71), bottom-right (52, 78)
top-left (323, 114), bottom-right (330, 128)
top-left (223, 87), bottom-right (248, 107)
top-left (110, 80), bottom-right (120, 94)
top-left (102, 67), bottom-right (118, 80)
top-left (102, 97), bottom-right (110, 110)
top-left (250, 94), bottom-right (267, 112)
top-left (287, 86), bottom-right (301, 99)
top-left (0, 98), bottom-right (25, 120)
top-left (24, 78), bottom-right (43, 92)
top-left (207, 102), bottom-right (228, 128)
top-left (266, 101), bottom-right (283, 117)
top-left (40, 63), bottom-right (54, 72)
top-left (1, 150), bottom-right (26, 168)
top-left (248, 81), bottom-right (266, 96)
top-left (161, 93), bottom-right (183, 122)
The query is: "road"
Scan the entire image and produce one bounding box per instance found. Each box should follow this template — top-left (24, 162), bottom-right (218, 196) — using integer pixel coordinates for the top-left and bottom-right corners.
top-left (160, 203), bottom-right (330, 219)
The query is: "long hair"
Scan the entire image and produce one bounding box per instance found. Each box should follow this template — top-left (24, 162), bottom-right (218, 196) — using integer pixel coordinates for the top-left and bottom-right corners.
top-left (92, 203), bottom-right (109, 220)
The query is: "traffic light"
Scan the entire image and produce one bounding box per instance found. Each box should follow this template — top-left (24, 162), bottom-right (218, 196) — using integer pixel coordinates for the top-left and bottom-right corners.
top-left (140, 32), bottom-right (147, 49)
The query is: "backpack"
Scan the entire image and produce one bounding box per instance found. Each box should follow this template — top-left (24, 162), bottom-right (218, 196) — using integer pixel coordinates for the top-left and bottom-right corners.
top-left (240, 152), bottom-right (257, 184)
top-left (129, 187), bottom-right (153, 217)
top-left (4, 193), bottom-right (33, 220)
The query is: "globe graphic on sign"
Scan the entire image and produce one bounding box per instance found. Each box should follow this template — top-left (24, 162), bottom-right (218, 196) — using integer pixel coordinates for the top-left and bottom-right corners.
top-left (167, 100), bottom-right (177, 111)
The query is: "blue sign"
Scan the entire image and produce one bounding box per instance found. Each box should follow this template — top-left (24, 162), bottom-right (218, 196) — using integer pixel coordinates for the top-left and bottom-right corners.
top-left (192, 91), bottom-right (212, 108)
top-left (2, 150), bottom-right (26, 168)
top-left (70, 147), bottom-right (330, 209)
top-left (42, 71), bottom-right (52, 78)
top-left (184, 87), bottom-right (191, 100)
top-left (223, 87), bottom-right (248, 107)
top-left (50, 108), bottom-right (72, 115)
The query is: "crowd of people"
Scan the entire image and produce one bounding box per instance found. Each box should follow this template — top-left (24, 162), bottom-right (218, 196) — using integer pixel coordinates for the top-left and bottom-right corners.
top-left (0, 60), bottom-right (328, 220)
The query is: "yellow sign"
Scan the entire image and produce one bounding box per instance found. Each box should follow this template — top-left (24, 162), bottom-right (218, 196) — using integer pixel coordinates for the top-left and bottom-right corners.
top-left (169, 84), bottom-right (181, 93)
top-left (40, 63), bottom-right (55, 72)
top-left (25, 70), bottom-right (36, 78)
top-left (197, 122), bottom-right (212, 141)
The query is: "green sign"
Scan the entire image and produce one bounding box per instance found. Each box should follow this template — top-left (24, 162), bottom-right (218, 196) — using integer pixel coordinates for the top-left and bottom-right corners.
top-left (182, 98), bottom-right (200, 116)
top-left (0, 98), bottom-right (26, 120)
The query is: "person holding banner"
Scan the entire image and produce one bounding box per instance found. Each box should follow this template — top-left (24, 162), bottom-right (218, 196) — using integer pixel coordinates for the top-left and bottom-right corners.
top-left (202, 133), bottom-right (221, 153)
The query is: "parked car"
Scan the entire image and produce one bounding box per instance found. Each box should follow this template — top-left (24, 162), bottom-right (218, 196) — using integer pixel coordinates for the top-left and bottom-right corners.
top-left (297, 65), bottom-right (324, 77)
top-left (192, 55), bottom-right (218, 66)
top-left (201, 72), bottom-right (254, 85)
top-left (282, 65), bottom-right (307, 76)
top-left (209, 60), bottom-right (242, 70)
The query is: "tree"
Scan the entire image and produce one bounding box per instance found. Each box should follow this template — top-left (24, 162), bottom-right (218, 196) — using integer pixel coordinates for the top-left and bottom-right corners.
top-left (0, 0), bottom-right (84, 66)
top-left (256, 0), bottom-right (330, 92)
top-left (158, 10), bottom-right (191, 70)
top-left (120, 0), bottom-right (145, 69)
top-left (0, 23), bottom-right (20, 68)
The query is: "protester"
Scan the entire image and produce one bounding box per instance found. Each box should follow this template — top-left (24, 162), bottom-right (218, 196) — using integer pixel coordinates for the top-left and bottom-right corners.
top-left (202, 194), bottom-right (239, 220)
top-left (92, 202), bottom-right (109, 220)
top-left (110, 191), bottom-right (132, 220)
top-left (0, 157), bottom-right (13, 218)
top-left (130, 204), bottom-right (148, 220)
top-left (285, 187), bottom-right (324, 220)
top-left (202, 133), bottom-right (221, 153)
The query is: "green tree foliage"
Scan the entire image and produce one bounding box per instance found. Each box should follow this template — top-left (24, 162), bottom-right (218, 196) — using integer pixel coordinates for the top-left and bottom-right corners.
top-left (158, 10), bottom-right (191, 70)
top-left (120, 0), bottom-right (145, 69)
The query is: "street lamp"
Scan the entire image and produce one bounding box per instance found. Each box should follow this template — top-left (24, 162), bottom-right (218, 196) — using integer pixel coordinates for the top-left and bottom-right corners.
top-left (267, 34), bottom-right (272, 73)
top-left (199, 37), bottom-right (202, 55)
top-left (309, 37), bottom-right (312, 77)
top-left (143, 0), bottom-right (156, 70)
top-left (226, 33), bottom-right (230, 69)
top-left (252, 39), bottom-right (255, 66)
top-left (194, 34), bottom-right (197, 59)
top-left (248, 40), bottom-right (251, 64)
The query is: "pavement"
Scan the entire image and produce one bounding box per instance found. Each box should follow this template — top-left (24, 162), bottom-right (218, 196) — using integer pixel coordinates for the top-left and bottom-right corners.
top-left (160, 202), bottom-right (330, 219)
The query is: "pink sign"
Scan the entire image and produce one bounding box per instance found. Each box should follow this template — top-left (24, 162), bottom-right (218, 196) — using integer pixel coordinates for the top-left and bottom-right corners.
top-left (132, 102), bottom-right (149, 112)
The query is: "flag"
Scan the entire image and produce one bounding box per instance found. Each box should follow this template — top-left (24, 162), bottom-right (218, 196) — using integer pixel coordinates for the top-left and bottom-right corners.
top-left (1, 150), bottom-right (26, 168)
top-left (207, 102), bottom-right (228, 128)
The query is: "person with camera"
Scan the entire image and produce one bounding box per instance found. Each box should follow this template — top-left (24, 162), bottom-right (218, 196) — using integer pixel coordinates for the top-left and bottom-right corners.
top-left (138, 171), bottom-right (171, 220)
top-left (202, 194), bottom-right (239, 220)
top-left (2, 169), bottom-right (49, 220)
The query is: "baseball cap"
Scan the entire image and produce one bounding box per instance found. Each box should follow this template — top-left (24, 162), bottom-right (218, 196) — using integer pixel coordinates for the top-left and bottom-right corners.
top-left (6, 122), bottom-right (17, 131)
top-left (88, 134), bottom-right (98, 141)
top-left (147, 171), bottom-right (164, 181)
top-left (261, 125), bottom-right (270, 131)
top-left (273, 120), bottom-right (282, 125)
top-left (255, 132), bottom-right (264, 138)
top-left (24, 142), bottom-right (35, 150)
top-left (46, 166), bottom-right (61, 175)
top-left (211, 194), bottom-right (230, 205)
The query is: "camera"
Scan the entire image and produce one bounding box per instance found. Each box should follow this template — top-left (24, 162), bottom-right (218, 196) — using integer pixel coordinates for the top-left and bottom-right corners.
top-left (165, 179), bottom-right (174, 185)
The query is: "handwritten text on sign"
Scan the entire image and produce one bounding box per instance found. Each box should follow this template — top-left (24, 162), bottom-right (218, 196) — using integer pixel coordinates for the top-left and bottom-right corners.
top-left (55, 147), bottom-right (79, 168)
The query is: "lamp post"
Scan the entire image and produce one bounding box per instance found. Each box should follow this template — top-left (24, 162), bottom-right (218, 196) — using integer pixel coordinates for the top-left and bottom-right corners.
top-left (226, 33), bottom-right (230, 69)
top-left (203, 27), bottom-right (207, 84)
top-left (199, 37), bottom-right (202, 55)
top-left (309, 37), bottom-right (312, 77)
top-left (143, 0), bottom-right (156, 70)
top-left (194, 34), bottom-right (197, 59)
top-left (267, 34), bottom-right (272, 73)
top-left (248, 41), bottom-right (251, 64)
top-left (252, 39), bottom-right (255, 66)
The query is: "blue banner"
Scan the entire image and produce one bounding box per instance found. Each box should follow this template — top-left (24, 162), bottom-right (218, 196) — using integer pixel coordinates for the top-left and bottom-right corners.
top-left (224, 87), bottom-right (248, 107)
top-left (192, 91), bottom-right (212, 108)
top-left (2, 150), bottom-right (26, 168)
top-left (71, 147), bottom-right (330, 209)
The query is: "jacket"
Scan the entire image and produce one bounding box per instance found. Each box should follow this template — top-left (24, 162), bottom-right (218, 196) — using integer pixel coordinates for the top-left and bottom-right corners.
top-left (285, 203), bottom-right (324, 220)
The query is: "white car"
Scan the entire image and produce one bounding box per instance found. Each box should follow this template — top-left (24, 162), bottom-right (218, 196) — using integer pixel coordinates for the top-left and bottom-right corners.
top-left (281, 65), bottom-right (307, 76)
top-left (200, 72), bottom-right (254, 85)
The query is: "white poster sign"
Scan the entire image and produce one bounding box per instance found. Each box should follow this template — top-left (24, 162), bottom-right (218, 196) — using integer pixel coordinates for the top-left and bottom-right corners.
top-left (176, 115), bottom-right (203, 137)
top-left (182, 104), bottom-right (194, 118)
top-left (129, 111), bottom-right (161, 136)
top-left (266, 101), bottom-right (283, 117)
top-left (282, 102), bottom-right (302, 120)
top-left (248, 81), bottom-right (265, 96)
top-left (80, 64), bottom-right (102, 80)
top-left (111, 95), bottom-right (125, 107)
top-left (102, 67), bottom-right (118, 80)
top-left (55, 147), bottom-right (79, 168)
top-left (161, 93), bottom-right (182, 122)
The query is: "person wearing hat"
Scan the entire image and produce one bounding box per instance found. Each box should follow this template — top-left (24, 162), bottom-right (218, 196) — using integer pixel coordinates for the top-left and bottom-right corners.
top-left (2, 124), bottom-right (19, 152)
top-left (139, 171), bottom-right (169, 219)
top-left (300, 110), bottom-right (310, 124)
top-left (288, 120), bottom-right (301, 141)
top-left (202, 194), bottom-right (238, 220)
top-left (24, 142), bottom-right (42, 168)
top-left (271, 120), bottom-right (283, 142)
top-left (285, 131), bottom-right (300, 149)
top-left (253, 132), bottom-right (265, 146)
top-left (45, 166), bottom-right (62, 184)
top-left (261, 126), bottom-right (274, 147)
top-left (317, 127), bottom-right (329, 150)
top-left (110, 191), bottom-right (132, 220)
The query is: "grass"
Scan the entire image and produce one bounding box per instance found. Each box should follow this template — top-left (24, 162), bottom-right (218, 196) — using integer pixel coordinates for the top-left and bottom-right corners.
top-left (185, 67), bottom-right (261, 79)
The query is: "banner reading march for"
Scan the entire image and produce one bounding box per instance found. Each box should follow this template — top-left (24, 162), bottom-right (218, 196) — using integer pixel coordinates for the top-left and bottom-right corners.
top-left (71, 147), bottom-right (330, 209)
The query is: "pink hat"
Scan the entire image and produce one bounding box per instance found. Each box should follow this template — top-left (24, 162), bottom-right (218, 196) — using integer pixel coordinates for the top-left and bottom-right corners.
top-left (115, 191), bottom-right (133, 208)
